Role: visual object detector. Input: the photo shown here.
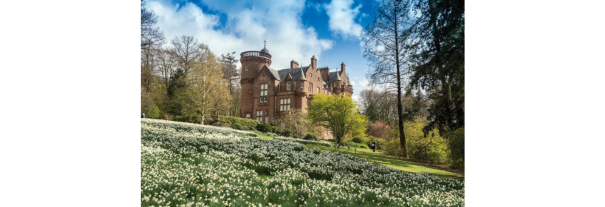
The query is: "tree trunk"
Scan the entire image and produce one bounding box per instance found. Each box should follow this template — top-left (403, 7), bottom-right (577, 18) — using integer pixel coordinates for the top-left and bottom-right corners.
top-left (394, 8), bottom-right (407, 158)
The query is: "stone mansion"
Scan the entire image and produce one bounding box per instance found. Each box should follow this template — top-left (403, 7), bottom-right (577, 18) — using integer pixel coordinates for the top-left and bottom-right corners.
top-left (239, 43), bottom-right (354, 128)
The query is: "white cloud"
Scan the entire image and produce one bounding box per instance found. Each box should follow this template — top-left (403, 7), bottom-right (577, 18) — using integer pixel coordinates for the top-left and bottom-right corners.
top-left (145, 0), bottom-right (333, 69)
top-left (324, 0), bottom-right (363, 40)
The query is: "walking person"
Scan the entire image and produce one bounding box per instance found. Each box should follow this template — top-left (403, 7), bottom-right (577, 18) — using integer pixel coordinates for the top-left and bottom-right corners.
top-left (142, 113), bottom-right (145, 118)
top-left (372, 141), bottom-right (377, 152)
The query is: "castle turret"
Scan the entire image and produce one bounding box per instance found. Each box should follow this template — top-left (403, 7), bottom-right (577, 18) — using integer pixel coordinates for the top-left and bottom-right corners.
top-left (240, 40), bottom-right (272, 118)
top-left (240, 41), bottom-right (272, 80)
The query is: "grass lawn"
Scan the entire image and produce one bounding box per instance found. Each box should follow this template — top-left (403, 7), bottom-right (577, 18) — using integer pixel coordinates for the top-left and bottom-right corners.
top-left (256, 133), bottom-right (273, 139)
top-left (303, 143), bottom-right (464, 181)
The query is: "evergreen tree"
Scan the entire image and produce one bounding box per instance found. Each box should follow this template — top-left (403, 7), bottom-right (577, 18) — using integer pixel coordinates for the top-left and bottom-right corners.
top-left (408, 0), bottom-right (465, 133)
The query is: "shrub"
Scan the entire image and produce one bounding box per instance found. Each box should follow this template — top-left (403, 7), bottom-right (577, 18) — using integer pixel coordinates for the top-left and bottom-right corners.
top-left (384, 118), bottom-right (450, 164)
top-left (146, 105), bottom-right (161, 119)
top-left (174, 115), bottom-right (201, 124)
top-left (279, 129), bottom-right (292, 137)
top-left (220, 116), bottom-right (260, 131)
top-left (383, 139), bottom-right (402, 156)
top-left (256, 122), bottom-right (277, 133)
top-left (351, 135), bottom-right (370, 145)
top-left (232, 123), bottom-right (243, 130)
top-left (407, 130), bottom-right (448, 164)
top-left (446, 127), bottom-right (464, 169)
top-left (367, 121), bottom-right (391, 140)
top-left (303, 134), bottom-right (317, 141)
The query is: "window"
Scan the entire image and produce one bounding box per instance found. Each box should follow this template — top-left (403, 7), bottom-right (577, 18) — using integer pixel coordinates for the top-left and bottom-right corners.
top-left (293, 82), bottom-right (296, 90)
top-left (308, 83), bottom-right (313, 93)
top-left (256, 111), bottom-right (263, 122)
top-left (318, 77), bottom-right (319, 81)
top-left (281, 122), bottom-right (285, 129)
top-left (317, 87), bottom-right (320, 93)
top-left (287, 82), bottom-right (291, 91)
top-left (300, 82), bottom-right (304, 89)
top-left (246, 113), bottom-right (251, 119)
top-left (245, 65), bottom-right (248, 71)
top-left (260, 84), bottom-right (268, 103)
top-left (280, 98), bottom-right (290, 111)
top-left (265, 110), bottom-right (269, 123)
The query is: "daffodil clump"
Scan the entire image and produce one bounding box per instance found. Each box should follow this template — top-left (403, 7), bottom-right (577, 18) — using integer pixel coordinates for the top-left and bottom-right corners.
top-left (141, 119), bottom-right (464, 207)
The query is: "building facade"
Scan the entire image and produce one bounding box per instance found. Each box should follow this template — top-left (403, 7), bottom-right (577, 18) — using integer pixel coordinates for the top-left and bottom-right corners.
top-left (239, 44), bottom-right (354, 129)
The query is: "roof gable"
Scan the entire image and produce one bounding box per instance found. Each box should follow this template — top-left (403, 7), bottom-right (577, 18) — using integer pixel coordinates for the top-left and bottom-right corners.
top-left (277, 67), bottom-right (307, 82)
top-left (259, 66), bottom-right (280, 80)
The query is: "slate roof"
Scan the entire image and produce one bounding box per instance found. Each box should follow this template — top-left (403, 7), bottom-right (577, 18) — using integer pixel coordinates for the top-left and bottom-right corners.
top-left (277, 67), bottom-right (308, 82)
top-left (266, 65), bottom-right (348, 85)
top-left (267, 68), bottom-right (280, 80)
top-left (328, 71), bottom-right (342, 83)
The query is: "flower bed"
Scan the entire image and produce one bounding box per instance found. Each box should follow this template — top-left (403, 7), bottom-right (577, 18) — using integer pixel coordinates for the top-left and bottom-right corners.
top-left (141, 119), bottom-right (464, 206)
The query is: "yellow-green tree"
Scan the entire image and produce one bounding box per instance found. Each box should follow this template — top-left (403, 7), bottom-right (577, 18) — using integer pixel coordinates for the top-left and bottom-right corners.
top-left (188, 44), bottom-right (232, 124)
top-left (308, 94), bottom-right (368, 146)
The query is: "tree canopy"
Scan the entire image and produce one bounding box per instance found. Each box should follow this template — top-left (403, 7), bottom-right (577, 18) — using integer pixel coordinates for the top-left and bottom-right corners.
top-left (307, 94), bottom-right (368, 145)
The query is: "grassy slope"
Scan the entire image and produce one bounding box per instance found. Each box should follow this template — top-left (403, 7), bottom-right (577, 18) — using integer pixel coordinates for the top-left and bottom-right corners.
top-left (303, 144), bottom-right (464, 181)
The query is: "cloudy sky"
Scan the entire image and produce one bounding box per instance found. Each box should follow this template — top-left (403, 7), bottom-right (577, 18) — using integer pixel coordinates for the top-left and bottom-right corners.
top-left (145, 0), bottom-right (379, 100)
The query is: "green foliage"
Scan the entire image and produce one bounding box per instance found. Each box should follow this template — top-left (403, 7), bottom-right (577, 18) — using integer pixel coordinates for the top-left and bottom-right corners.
top-left (351, 135), bottom-right (370, 145)
top-left (408, 0), bottom-right (465, 133)
top-left (141, 87), bottom-right (155, 114)
top-left (347, 141), bottom-right (368, 149)
top-left (308, 94), bottom-right (369, 145)
top-left (220, 116), bottom-right (260, 131)
top-left (303, 134), bottom-right (317, 141)
top-left (403, 89), bottom-right (426, 122)
top-left (146, 104), bottom-right (161, 119)
top-left (384, 118), bottom-right (449, 164)
top-left (231, 123), bottom-right (243, 130)
top-left (255, 122), bottom-right (277, 134)
top-left (446, 127), bottom-right (464, 169)
top-left (279, 129), bottom-right (292, 137)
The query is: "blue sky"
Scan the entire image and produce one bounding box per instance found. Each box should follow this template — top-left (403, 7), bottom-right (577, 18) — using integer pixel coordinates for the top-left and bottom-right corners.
top-left (145, 0), bottom-right (381, 100)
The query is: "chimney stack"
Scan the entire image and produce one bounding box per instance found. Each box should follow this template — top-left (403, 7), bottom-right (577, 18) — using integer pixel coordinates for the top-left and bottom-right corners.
top-left (311, 55), bottom-right (317, 70)
top-left (341, 62), bottom-right (346, 73)
top-left (290, 60), bottom-right (299, 69)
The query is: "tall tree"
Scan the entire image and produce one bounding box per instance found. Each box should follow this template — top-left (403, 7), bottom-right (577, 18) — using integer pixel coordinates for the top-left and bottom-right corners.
top-left (308, 94), bottom-right (368, 146)
top-left (403, 88), bottom-right (427, 121)
top-left (141, 0), bottom-right (164, 91)
top-left (171, 35), bottom-right (200, 75)
top-left (155, 49), bottom-right (178, 89)
top-left (219, 52), bottom-right (240, 116)
top-left (408, 0), bottom-right (465, 133)
top-left (361, 0), bottom-right (413, 157)
top-left (166, 68), bottom-right (189, 116)
top-left (277, 109), bottom-right (311, 138)
top-left (141, 0), bottom-right (164, 49)
top-left (188, 44), bottom-right (231, 125)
